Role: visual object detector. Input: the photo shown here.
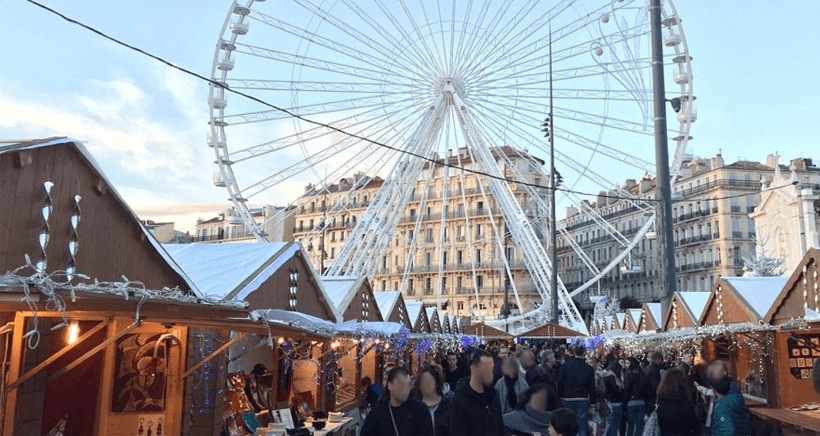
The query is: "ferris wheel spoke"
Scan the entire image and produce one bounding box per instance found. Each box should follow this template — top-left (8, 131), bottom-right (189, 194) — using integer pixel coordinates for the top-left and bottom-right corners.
top-left (226, 101), bottom-right (416, 161)
top-left (224, 78), bottom-right (422, 94)
top-left (234, 43), bottom-right (419, 84)
top-left (340, 0), bottom-right (439, 75)
top-left (373, 0), bottom-right (442, 74)
top-left (248, 8), bottom-right (418, 78)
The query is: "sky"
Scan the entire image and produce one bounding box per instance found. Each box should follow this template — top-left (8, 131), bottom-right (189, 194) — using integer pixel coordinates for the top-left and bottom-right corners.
top-left (1, 0), bottom-right (818, 233)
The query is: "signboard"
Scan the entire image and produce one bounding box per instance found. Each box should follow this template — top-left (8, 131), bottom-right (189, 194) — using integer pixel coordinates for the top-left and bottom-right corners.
top-left (787, 335), bottom-right (820, 379)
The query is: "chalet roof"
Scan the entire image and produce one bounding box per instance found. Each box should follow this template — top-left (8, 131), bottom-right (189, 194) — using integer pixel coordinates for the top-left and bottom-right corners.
top-left (164, 242), bottom-right (290, 300)
top-left (462, 322), bottom-right (512, 338)
top-left (164, 241), bottom-right (342, 322)
top-left (662, 291), bottom-right (711, 331)
top-left (405, 301), bottom-right (429, 332)
top-left (322, 276), bottom-right (364, 316)
top-left (426, 307), bottom-right (441, 332)
top-left (765, 247), bottom-right (820, 325)
top-left (0, 137), bottom-right (201, 296)
top-left (519, 322), bottom-right (584, 339)
top-left (374, 291), bottom-right (401, 317)
top-left (723, 276), bottom-right (787, 318)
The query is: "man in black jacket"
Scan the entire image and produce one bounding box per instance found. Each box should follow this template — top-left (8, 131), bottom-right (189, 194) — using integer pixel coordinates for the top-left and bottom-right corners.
top-left (450, 349), bottom-right (505, 436)
top-left (361, 367), bottom-right (434, 436)
top-left (556, 345), bottom-right (595, 436)
top-left (643, 351), bottom-right (663, 414)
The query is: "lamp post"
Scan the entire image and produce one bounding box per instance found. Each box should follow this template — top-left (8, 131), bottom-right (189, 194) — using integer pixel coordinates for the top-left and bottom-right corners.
top-left (649, 0), bottom-right (678, 318)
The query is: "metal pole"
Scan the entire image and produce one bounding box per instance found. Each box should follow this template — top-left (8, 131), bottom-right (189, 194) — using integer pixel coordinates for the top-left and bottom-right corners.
top-left (649, 0), bottom-right (677, 320)
top-left (549, 25), bottom-right (559, 324)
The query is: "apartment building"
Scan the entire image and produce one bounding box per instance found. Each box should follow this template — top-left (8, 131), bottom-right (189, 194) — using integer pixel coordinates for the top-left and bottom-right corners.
top-left (292, 147), bottom-right (552, 319)
top-left (194, 205), bottom-right (294, 243)
top-left (558, 152), bottom-right (820, 309)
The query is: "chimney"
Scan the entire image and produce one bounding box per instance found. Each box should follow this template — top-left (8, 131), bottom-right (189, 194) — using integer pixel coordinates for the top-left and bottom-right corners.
top-left (712, 151), bottom-right (724, 169)
top-left (791, 158), bottom-right (807, 171)
top-left (766, 153), bottom-right (779, 169)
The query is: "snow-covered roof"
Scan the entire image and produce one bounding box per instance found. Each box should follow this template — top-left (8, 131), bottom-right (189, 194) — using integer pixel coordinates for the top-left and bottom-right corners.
top-left (627, 309), bottom-right (642, 322)
top-left (439, 311), bottom-right (449, 330)
top-left (337, 321), bottom-right (406, 336)
top-left (603, 315), bottom-right (613, 327)
top-left (374, 291), bottom-right (401, 317)
top-left (646, 303), bottom-right (662, 325)
top-left (163, 242), bottom-right (291, 300)
top-left (678, 292), bottom-right (711, 321)
top-left (615, 313), bottom-right (626, 327)
top-left (724, 276), bottom-right (788, 318)
top-left (0, 138), bottom-right (202, 297)
top-left (322, 276), bottom-right (362, 316)
top-left (405, 301), bottom-right (426, 327)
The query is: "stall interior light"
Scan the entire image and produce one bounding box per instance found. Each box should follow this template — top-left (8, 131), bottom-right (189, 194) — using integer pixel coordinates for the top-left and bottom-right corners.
top-left (67, 322), bottom-right (79, 344)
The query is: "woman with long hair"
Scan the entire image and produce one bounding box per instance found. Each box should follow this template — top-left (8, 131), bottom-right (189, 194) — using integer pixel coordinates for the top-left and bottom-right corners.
top-left (502, 383), bottom-right (561, 436)
top-left (623, 357), bottom-right (650, 436)
top-left (655, 368), bottom-right (700, 436)
top-left (602, 361), bottom-right (624, 436)
top-left (412, 364), bottom-right (450, 436)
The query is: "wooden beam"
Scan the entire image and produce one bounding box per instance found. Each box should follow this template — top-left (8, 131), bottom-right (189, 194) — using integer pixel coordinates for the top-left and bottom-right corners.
top-left (177, 333), bottom-right (245, 383)
top-left (46, 322), bottom-right (138, 384)
top-left (1, 313), bottom-right (26, 436)
top-left (7, 319), bottom-right (110, 391)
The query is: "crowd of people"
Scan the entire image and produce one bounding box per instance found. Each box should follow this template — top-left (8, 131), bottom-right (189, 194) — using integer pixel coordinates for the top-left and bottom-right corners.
top-left (360, 342), bottom-right (757, 436)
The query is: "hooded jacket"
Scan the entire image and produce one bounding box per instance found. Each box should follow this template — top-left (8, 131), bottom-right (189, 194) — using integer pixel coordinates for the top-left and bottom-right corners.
top-left (449, 380), bottom-right (505, 436)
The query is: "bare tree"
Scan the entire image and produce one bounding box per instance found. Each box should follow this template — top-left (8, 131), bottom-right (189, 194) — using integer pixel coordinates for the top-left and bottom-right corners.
top-left (743, 235), bottom-right (786, 277)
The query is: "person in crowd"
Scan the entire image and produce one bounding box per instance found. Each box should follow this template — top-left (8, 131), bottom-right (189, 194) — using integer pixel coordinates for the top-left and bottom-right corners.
top-left (557, 345), bottom-right (596, 436)
top-left (496, 355), bottom-right (530, 414)
top-left (694, 359), bottom-right (740, 434)
top-left (522, 349), bottom-right (550, 386)
top-left (813, 357), bottom-right (820, 394)
top-left (494, 345), bottom-right (512, 383)
top-left (361, 367), bottom-right (434, 436)
top-left (655, 368), bottom-right (700, 436)
top-left (710, 375), bottom-right (752, 436)
top-left (644, 351), bottom-right (663, 414)
top-left (361, 376), bottom-right (383, 410)
top-left (602, 345), bottom-right (622, 371)
top-left (503, 383), bottom-right (559, 436)
top-left (602, 362), bottom-right (624, 436)
top-left (539, 350), bottom-right (560, 394)
top-left (623, 356), bottom-right (650, 436)
top-left (450, 349), bottom-right (505, 436)
top-left (444, 351), bottom-right (468, 390)
top-left (412, 365), bottom-right (451, 436)
top-left (549, 408), bottom-right (581, 436)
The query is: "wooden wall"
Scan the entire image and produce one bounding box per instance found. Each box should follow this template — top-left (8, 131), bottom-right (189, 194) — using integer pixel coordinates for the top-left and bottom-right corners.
top-left (0, 142), bottom-right (190, 291)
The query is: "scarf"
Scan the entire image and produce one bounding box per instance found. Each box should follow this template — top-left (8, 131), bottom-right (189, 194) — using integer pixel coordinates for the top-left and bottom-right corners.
top-left (504, 374), bottom-right (519, 410)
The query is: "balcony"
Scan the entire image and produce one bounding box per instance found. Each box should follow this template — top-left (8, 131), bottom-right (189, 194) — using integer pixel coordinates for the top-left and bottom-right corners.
top-left (730, 206), bottom-right (741, 213)
top-left (677, 178), bottom-right (760, 198)
top-left (732, 231), bottom-right (743, 238)
top-left (674, 208), bottom-right (712, 223)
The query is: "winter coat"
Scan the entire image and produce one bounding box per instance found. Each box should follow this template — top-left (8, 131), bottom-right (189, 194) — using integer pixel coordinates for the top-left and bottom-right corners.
top-left (557, 357), bottom-right (596, 401)
top-left (525, 364), bottom-right (550, 387)
top-left (449, 381), bottom-right (505, 436)
top-left (623, 369), bottom-right (651, 404)
top-left (495, 375), bottom-right (530, 414)
top-left (644, 362), bottom-right (663, 412)
top-left (710, 393), bottom-right (752, 436)
top-left (503, 405), bottom-right (552, 436)
top-left (361, 397), bottom-right (434, 436)
top-left (602, 370), bottom-right (624, 403)
top-left (429, 395), bottom-right (452, 436)
top-left (656, 398), bottom-right (700, 436)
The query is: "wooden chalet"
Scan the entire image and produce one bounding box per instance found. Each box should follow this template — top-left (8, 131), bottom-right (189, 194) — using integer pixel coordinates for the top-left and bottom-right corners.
top-left (425, 307), bottom-right (442, 333)
top-left (518, 322), bottom-right (585, 340)
top-left (747, 248), bottom-right (820, 433)
top-left (438, 312), bottom-right (451, 334)
top-left (373, 291), bottom-right (412, 330)
top-left (661, 292), bottom-right (710, 331)
top-left (636, 303), bottom-right (662, 334)
top-left (321, 276), bottom-right (383, 323)
top-left (0, 139), bottom-right (338, 436)
top-left (461, 322), bottom-right (512, 339)
top-left (623, 309), bottom-right (642, 333)
top-left (405, 301), bottom-right (430, 333)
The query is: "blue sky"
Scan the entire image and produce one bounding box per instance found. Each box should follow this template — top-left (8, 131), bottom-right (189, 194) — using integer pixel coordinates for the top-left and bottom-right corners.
top-left (2, 1), bottom-right (818, 232)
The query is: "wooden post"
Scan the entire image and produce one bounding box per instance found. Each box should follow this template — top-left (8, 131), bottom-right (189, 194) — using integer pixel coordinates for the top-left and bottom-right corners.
top-left (1, 313), bottom-right (25, 436)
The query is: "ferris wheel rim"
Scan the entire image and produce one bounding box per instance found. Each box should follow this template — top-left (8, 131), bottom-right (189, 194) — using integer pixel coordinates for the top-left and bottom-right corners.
top-left (207, 0), bottom-right (695, 332)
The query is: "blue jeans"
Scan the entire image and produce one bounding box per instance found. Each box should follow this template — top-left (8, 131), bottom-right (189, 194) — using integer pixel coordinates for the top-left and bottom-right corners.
top-left (564, 400), bottom-right (590, 436)
top-left (625, 402), bottom-right (645, 436)
top-left (605, 402), bottom-right (622, 436)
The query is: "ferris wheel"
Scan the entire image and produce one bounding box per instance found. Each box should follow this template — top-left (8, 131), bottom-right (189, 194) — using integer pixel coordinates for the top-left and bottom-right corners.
top-left (207, 0), bottom-right (695, 333)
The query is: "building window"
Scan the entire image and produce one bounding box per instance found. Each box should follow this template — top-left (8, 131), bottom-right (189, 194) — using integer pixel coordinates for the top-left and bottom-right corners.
top-left (425, 252), bottom-right (432, 267)
top-left (476, 275), bottom-right (483, 288)
top-left (457, 250), bottom-right (463, 264)
top-left (476, 249), bottom-right (482, 263)
top-left (330, 247), bottom-right (335, 259)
